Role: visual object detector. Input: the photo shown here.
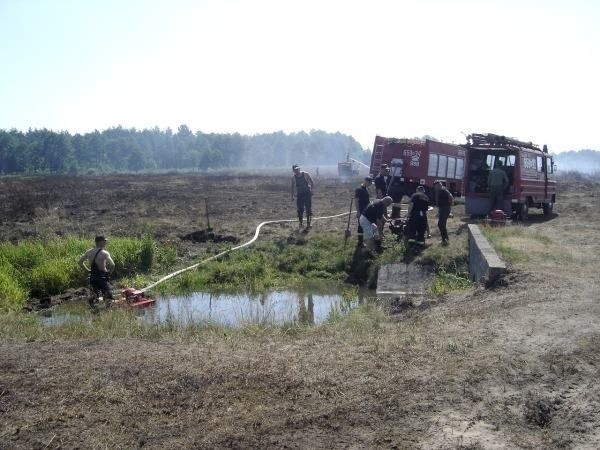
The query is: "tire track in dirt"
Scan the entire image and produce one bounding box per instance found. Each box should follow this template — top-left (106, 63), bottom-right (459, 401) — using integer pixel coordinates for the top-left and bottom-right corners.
top-left (422, 182), bottom-right (600, 449)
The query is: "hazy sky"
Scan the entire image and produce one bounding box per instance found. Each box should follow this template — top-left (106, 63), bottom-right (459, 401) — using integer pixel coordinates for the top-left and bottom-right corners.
top-left (0, 0), bottom-right (598, 152)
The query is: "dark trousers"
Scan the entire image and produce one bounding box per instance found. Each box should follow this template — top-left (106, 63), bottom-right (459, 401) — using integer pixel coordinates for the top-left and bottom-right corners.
top-left (296, 191), bottom-right (312, 222)
top-left (357, 220), bottom-right (363, 244)
top-left (438, 207), bottom-right (450, 241)
top-left (90, 272), bottom-right (113, 299)
top-left (408, 214), bottom-right (427, 243)
top-left (489, 187), bottom-right (504, 212)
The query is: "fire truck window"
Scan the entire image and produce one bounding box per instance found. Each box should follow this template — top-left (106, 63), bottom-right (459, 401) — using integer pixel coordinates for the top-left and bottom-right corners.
top-left (549, 158), bottom-right (554, 174)
top-left (455, 158), bottom-right (464, 179)
top-left (506, 155), bottom-right (516, 167)
top-left (437, 155), bottom-right (448, 177)
top-left (427, 153), bottom-right (438, 177)
top-left (447, 157), bottom-right (456, 179)
top-left (537, 156), bottom-right (543, 172)
top-left (486, 154), bottom-right (495, 169)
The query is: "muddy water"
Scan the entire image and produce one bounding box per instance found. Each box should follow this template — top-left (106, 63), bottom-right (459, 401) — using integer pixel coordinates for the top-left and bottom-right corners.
top-left (40, 289), bottom-right (374, 327)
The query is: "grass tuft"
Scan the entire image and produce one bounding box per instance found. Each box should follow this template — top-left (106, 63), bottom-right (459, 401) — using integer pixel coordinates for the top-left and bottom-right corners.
top-left (480, 224), bottom-right (562, 265)
top-left (431, 270), bottom-right (472, 295)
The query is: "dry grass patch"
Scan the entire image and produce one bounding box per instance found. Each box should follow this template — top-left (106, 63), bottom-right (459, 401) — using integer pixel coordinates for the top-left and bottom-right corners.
top-left (481, 224), bottom-right (576, 267)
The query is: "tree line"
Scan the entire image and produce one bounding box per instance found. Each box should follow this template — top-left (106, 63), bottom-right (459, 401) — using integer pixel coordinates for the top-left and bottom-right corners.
top-left (0, 125), bottom-right (370, 174)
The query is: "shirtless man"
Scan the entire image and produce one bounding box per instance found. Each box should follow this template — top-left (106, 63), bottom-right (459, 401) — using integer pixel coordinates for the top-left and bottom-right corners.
top-left (78, 235), bottom-right (115, 308)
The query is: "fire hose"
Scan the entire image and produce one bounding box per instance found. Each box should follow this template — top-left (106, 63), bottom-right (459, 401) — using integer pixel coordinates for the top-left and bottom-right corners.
top-left (140, 211), bottom-right (351, 293)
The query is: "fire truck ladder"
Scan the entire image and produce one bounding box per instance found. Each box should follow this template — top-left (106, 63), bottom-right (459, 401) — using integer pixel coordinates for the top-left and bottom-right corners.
top-left (372, 144), bottom-right (385, 173)
top-left (468, 133), bottom-right (540, 152)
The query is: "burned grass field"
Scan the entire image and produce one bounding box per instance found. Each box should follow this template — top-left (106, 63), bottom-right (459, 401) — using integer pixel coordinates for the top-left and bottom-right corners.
top-left (1, 175), bottom-right (600, 449)
top-left (0, 173), bottom-right (355, 243)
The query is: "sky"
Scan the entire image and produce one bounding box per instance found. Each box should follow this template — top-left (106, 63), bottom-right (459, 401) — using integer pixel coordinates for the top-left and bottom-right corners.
top-left (0, 0), bottom-right (599, 152)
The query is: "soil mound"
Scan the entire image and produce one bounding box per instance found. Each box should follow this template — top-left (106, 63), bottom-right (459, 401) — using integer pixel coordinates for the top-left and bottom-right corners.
top-left (181, 230), bottom-right (240, 244)
top-left (25, 287), bottom-right (94, 311)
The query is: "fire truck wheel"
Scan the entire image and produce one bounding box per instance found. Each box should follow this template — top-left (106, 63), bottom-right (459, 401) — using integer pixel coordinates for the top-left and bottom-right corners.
top-left (519, 203), bottom-right (529, 221)
top-left (542, 202), bottom-right (554, 215)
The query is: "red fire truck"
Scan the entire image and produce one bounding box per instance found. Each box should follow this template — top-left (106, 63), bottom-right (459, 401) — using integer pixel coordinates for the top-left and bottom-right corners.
top-left (370, 136), bottom-right (466, 215)
top-left (463, 133), bottom-right (557, 220)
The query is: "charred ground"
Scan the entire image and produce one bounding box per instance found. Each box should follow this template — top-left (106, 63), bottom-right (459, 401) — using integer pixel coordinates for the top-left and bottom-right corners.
top-left (1, 175), bottom-right (600, 449)
top-left (0, 173), bottom-right (354, 243)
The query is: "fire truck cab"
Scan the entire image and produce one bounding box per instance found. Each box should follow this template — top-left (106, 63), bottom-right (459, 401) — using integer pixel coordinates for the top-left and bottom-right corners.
top-left (370, 135), bottom-right (466, 217)
top-left (463, 133), bottom-right (557, 220)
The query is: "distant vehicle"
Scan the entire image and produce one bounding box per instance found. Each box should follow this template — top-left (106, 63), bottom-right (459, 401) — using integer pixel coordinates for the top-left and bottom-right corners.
top-left (338, 153), bottom-right (369, 178)
top-left (337, 161), bottom-right (358, 178)
top-left (462, 133), bottom-right (557, 220)
top-left (370, 135), bottom-right (466, 216)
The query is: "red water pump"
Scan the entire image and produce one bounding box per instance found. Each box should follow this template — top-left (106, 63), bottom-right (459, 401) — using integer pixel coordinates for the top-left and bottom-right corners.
top-left (488, 209), bottom-right (507, 226)
top-left (122, 288), bottom-right (156, 308)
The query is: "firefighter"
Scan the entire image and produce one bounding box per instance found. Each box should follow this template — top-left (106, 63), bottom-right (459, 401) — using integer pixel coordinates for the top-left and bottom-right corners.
top-left (434, 180), bottom-right (454, 246)
top-left (354, 176), bottom-right (373, 246)
top-left (487, 160), bottom-right (509, 212)
top-left (291, 164), bottom-right (315, 230)
top-left (407, 186), bottom-right (430, 245)
top-left (374, 164), bottom-right (390, 199)
top-left (78, 235), bottom-right (115, 309)
top-left (359, 196), bottom-right (393, 252)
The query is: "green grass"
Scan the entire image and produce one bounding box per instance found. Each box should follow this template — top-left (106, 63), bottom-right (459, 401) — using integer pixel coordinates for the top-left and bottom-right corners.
top-left (156, 232), bottom-right (354, 294)
top-left (430, 270), bottom-right (472, 295)
top-left (0, 264), bottom-right (27, 311)
top-left (0, 235), bottom-right (183, 312)
top-left (418, 241), bottom-right (469, 273)
top-left (0, 231), bottom-right (356, 311)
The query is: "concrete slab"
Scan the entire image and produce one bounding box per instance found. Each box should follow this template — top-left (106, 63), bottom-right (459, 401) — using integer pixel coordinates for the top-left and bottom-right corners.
top-left (376, 263), bottom-right (434, 296)
top-left (468, 224), bottom-right (507, 284)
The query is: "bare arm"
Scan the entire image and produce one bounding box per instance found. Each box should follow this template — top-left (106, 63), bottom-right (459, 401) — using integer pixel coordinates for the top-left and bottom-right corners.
top-left (304, 172), bottom-right (314, 190)
top-left (78, 252), bottom-right (90, 272)
top-left (105, 253), bottom-right (115, 273)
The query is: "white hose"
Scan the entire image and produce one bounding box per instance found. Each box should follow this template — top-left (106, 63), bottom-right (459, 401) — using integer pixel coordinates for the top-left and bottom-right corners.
top-left (141, 211), bottom-right (351, 292)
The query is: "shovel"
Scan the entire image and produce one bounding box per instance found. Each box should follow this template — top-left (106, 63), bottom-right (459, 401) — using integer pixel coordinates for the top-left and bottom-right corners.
top-left (343, 197), bottom-right (353, 249)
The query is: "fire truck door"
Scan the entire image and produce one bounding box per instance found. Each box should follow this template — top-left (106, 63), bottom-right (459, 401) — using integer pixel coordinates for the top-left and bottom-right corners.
top-left (543, 156), bottom-right (548, 200)
top-left (390, 158), bottom-right (403, 177)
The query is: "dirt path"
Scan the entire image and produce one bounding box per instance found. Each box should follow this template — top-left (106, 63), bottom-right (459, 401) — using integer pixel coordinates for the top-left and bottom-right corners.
top-left (1, 177), bottom-right (600, 448)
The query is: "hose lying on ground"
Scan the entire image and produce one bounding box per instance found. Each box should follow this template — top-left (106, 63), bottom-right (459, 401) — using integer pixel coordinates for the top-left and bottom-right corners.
top-left (141, 211), bottom-right (351, 292)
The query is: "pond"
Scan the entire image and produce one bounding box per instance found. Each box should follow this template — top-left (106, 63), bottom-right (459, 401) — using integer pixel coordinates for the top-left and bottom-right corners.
top-left (40, 288), bottom-right (378, 327)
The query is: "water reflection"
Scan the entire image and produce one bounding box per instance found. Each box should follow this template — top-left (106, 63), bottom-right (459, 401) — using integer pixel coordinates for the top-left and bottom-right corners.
top-left (297, 293), bottom-right (314, 325)
top-left (144, 291), bottom-right (343, 326)
top-left (39, 304), bottom-right (88, 326)
top-left (40, 289), bottom-right (373, 328)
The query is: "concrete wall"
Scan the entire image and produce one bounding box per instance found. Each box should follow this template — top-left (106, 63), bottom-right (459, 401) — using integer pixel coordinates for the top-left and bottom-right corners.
top-left (468, 224), bottom-right (506, 284)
